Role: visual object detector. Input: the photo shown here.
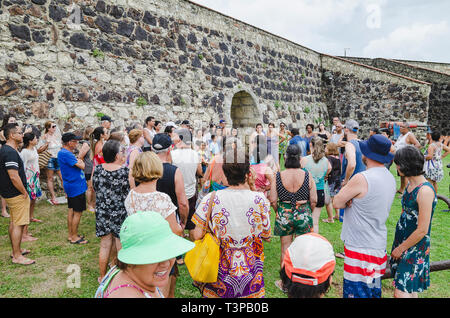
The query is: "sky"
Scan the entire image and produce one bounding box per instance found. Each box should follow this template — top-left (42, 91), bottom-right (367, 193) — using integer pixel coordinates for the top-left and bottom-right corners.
top-left (191, 0), bottom-right (450, 63)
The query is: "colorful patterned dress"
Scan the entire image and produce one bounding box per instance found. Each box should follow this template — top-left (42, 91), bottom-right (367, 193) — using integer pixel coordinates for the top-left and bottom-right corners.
top-left (279, 131), bottom-right (289, 171)
top-left (20, 148), bottom-right (42, 200)
top-left (389, 182), bottom-right (437, 293)
top-left (192, 189), bottom-right (271, 298)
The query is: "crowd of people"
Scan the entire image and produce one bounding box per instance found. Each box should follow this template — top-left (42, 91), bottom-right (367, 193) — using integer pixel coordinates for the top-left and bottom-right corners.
top-left (0, 112), bottom-right (449, 298)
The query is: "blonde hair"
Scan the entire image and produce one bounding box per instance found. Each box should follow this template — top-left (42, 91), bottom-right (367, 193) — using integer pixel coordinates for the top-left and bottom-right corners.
top-left (129, 129), bottom-right (143, 144)
top-left (132, 152), bottom-right (163, 183)
top-left (325, 142), bottom-right (339, 156)
top-left (310, 137), bottom-right (325, 163)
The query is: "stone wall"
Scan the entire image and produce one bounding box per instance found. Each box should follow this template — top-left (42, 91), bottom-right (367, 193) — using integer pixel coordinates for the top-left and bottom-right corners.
top-left (343, 57), bottom-right (450, 135)
top-left (0, 0), bottom-right (328, 136)
top-left (321, 55), bottom-right (431, 138)
top-left (369, 59), bottom-right (450, 135)
top-left (393, 59), bottom-right (450, 76)
top-left (0, 0), bottom-right (444, 140)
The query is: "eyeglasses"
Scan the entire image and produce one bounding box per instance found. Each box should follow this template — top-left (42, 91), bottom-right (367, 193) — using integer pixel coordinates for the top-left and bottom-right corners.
top-left (51, 125), bottom-right (56, 128)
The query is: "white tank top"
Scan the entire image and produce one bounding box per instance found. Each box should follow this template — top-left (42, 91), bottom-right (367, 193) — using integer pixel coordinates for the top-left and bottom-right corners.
top-left (340, 167), bottom-right (396, 250)
top-left (394, 131), bottom-right (411, 151)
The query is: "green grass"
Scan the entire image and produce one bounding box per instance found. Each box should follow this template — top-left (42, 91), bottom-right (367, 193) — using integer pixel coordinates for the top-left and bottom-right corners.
top-left (0, 157), bottom-right (449, 298)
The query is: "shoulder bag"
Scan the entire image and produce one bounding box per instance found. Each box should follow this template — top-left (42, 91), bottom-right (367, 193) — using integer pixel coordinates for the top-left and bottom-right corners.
top-left (185, 191), bottom-right (220, 283)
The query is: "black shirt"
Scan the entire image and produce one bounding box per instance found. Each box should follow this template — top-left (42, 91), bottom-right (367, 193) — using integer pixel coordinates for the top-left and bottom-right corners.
top-left (156, 162), bottom-right (179, 216)
top-left (0, 144), bottom-right (27, 198)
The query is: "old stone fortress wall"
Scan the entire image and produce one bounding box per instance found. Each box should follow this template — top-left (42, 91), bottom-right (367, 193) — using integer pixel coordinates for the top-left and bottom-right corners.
top-left (1, 0), bottom-right (449, 138)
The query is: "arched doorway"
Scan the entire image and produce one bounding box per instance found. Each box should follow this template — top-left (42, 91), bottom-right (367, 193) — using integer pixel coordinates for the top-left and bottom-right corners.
top-left (230, 90), bottom-right (261, 148)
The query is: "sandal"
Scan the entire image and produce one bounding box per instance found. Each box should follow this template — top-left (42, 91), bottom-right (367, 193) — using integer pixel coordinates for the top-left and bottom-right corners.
top-left (12, 257), bottom-right (35, 265)
top-left (322, 218), bottom-right (334, 223)
top-left (70, 237), bottom-right (89, 245)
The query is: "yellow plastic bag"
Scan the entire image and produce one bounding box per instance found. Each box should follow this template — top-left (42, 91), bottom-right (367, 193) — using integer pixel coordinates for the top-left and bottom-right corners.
top-left (185, 232), bottom-right (219, 283)
top-left (185, 191), bottom-right (219, 283)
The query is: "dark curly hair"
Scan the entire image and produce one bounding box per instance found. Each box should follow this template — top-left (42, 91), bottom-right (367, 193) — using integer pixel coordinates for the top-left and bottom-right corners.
top-left (394, 145), bottom-right (425, 177)
top-left (280, 266), bottom-right (333, 298)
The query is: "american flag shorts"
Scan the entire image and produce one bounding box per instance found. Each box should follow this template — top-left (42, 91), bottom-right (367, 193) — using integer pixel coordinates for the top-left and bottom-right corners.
top-left (343, 245), bottom-right (387, 298)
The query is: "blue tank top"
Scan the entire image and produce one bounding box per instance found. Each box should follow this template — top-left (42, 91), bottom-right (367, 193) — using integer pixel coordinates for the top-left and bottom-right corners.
top-left (341, 139), bottom-right (366, 181)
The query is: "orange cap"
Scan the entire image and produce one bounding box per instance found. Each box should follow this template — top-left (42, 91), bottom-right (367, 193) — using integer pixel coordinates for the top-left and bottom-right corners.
top-left (283, 233), bottom-right (336, 286)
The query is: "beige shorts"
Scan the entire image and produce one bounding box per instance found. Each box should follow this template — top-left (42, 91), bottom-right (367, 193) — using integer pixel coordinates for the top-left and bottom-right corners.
top-left (5, 194), bottom-right (30, 226)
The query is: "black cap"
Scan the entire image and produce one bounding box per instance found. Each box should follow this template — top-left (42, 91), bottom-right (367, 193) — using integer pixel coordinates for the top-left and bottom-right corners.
top-left (181, 120), bottom-right (190, 125)
top-left (62, 132), bottom-right (82, 143)
top-left (152, 133), bottom-right (172, 151)
top-left (101, 115), bottom-right (112, 122)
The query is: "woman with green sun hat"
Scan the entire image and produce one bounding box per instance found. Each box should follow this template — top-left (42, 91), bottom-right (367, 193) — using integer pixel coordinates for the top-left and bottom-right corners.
top-left (95, 211), bottom-right (194, 298)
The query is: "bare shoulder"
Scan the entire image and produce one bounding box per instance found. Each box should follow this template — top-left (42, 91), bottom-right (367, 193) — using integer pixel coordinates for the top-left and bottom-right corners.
top-left (417, 184), bottom-right (436, 200)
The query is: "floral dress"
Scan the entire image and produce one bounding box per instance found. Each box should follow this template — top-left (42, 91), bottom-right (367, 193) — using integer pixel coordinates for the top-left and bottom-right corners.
top-left (274, 170), bottom-right (313, 236)
top-left (92, 165), bottom-right (130, 238)
top-left (424, 142), bottom-right (444, 182)
top-left (192, 189), bottom-right (271, 298)
top-left (20, 148), bottom-right (42, 200)
top-left (389, 182), bottom-right (437, 293)
top-left (279, 131), bottom-right (289, 171)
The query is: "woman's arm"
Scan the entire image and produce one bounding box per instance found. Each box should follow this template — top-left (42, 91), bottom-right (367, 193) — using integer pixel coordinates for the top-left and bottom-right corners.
top-left (166, 213), bottom-right (183, 237)
top-left (308, 172), bottom-right (317, 211)
top-left (128, 149), bottom-right (139, 189)
top-left (391, 185), bottom-right (435, 260)
top-left (442, 143), bottom-right (450, 158)
top-left (424, 144), bottom-right (435, 161)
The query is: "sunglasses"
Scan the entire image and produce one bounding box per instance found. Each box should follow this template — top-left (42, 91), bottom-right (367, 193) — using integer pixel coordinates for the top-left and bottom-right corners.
top-left (51, 125), bottom-right (56, 128)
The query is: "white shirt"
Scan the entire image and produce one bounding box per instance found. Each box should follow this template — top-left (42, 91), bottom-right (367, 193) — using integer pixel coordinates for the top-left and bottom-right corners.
top-left (171, 147), bottom-right (200, 199)
top-left (394, 132), bottom-right (411, 151)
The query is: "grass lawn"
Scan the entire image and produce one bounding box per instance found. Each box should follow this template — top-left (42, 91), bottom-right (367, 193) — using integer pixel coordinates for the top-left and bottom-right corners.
top-left (0, 157), bottom-right (449, 298)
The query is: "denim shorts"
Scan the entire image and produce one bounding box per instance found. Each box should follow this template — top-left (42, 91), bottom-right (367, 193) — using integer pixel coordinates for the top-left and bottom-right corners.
top-left (47, 157), bottom-right (60, 171)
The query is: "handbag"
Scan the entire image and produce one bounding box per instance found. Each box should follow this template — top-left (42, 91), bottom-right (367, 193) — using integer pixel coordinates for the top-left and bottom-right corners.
top-left (38, 150), bottom-right (52, 170)
top-left (185, 191), bottom-right (220, 283)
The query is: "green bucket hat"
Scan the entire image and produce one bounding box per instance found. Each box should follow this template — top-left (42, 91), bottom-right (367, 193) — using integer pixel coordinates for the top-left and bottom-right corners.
top-left (118, 211), bottom-right (194, 265)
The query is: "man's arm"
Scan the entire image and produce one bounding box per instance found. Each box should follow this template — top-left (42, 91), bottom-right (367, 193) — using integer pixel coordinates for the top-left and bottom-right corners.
top-left (7, 169), bottom-right (28, 198)
top-left (74, 158), bottom-right (85, 170)
top-left (342, 142), bottom-right (356, 186)
top-left (143, 128), bottom-right (152, 145)
top-left (333, 173), bottom-right (366, 209)
top-left (175, 169), bottom-right (189, 226)
top-left (407, 133), bottom-right (422, 150)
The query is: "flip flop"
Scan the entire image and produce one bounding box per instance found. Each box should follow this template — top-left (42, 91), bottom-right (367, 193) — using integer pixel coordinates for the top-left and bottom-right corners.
top-left (335, 252), bottom-right (345, 259)
top-left (70, 237), bottom-right (89, 245)
top-left (322, 218), bottom-right (334, 223)
top-left (10, 249), bottom-right (31, 258)
top-left (67, 235), bottom-right (84, 242)
top-left (48, 199), bottom-right (59, 206)
top-left (12, 257), bottom-right (35, 265)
